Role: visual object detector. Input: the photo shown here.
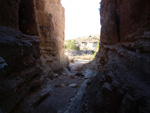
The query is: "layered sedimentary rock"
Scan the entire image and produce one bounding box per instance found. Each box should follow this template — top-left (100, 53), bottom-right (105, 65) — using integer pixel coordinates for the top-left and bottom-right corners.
top-left (0, 0), bottom-right (68, 112)
top-left (34, 0), bottom-right (69, 73)
top-left (0, 26), bottom-right (52, 113)
top-left (0, 0), bottom-right (68, 73)
top-left (83, 0), bottom-right (150, 113)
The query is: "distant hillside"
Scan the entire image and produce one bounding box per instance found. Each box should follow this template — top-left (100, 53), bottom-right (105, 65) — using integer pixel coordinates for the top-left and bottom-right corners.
top-left (65, 35), bottom-right (100, 42)
top-left (75, 35), bottom-right (100, 43)
top-left (65, 35), bottom-right (100, 51)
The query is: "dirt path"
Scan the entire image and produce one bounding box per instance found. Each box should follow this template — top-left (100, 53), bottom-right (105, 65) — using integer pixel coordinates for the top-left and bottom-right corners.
top-left (33, 60), bottom-right (89, 113)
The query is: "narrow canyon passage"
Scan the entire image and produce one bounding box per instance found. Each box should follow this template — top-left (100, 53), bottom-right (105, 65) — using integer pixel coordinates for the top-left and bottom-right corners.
top-left (31, 59), bottom-right (99, 113)
top-left (32, 61), bottom-right (87, 113)
top-left (0, 0), bottom-right (150, 113)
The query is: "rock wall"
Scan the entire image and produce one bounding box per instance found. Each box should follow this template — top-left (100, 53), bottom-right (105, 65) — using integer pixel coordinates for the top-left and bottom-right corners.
top-left (83, 0), bottom-right (150, 113)
top-left (0, 26), bottom-right (52, 113)
top-left (0, 0), bottom-right (20, 29)
top-left (0, 0), bottom-right (68, 112)
top-left (34, 0), bottom-right (69, 74)
top-left (19, 0), bottom-right (38, 35)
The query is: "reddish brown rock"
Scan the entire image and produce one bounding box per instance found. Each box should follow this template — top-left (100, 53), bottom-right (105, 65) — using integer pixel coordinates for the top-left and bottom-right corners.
top-left (0, 0), bottom-right (20, 29)
top-left (0, 0), bottom-right (69, 74)
top-left (34, 0), bottom-right (69, 74)
top-left (118, 0), bottom-right (150, 42)
top-left (83, 0), bottom-right (150, 113)
top-left (0, 0), bottom-right (38, 35)
top-left (1, 0), bottom-right (150, 113)
top-left (19, 0), bottom-right (38, 35)
top-left (100, 0), bottom-right (120, 45)
top-left (0, 0), bottom-right (68, 112)
top-left (0, 26), bottom-right (50, 113)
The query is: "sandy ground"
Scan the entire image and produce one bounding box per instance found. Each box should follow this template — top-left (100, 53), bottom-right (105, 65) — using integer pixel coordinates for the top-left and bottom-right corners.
top-left (33, 60), bottom-right (90, 113)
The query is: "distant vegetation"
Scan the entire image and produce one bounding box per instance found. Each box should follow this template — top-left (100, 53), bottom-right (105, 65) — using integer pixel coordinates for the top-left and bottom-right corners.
top-left (65, 35), bottom-right (100, 61)
top-left (65, 40), bottom-right (80, 51)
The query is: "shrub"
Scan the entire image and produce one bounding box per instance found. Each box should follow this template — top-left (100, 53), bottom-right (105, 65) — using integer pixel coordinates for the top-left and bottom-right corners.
top-left (66, 40), bottom-right (80, 50)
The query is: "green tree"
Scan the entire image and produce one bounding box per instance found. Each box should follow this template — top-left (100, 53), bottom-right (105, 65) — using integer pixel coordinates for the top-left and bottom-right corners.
top-left (66, 40), bottom-right (80, 50)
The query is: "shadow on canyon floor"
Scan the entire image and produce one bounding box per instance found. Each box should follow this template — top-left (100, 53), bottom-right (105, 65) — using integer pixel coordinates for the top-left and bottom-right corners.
top-left (33, 59), bottom-right (97, 113)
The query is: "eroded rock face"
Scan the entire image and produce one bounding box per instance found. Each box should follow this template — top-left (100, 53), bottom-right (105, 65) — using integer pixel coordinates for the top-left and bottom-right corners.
top-left (0, 0), bottom-right (68, 112)
top-left (34, 0), bottom-right (69, 74)
top-left (0, 0), bottom-right (68, 74)
top-left (0, 0), bottom-right (20, 29)
top-left (0, 26), bottom-right (52, 113)
top-left (19, 0), bottom-right (38, 35)
top-left (83, 0), bottom-right (150, 113)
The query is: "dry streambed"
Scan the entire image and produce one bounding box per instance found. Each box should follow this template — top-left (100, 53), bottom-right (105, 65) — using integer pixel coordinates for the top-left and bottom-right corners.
top-left (33, 60), bottom-right (91, 113)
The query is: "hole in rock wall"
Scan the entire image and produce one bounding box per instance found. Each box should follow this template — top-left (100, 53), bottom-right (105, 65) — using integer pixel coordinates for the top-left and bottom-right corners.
top-left (19, 0), bottom-right (38, 35)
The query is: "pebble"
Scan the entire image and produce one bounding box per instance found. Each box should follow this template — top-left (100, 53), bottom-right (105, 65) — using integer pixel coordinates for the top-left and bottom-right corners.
top-left (69, 83), bottom-right (78, 88)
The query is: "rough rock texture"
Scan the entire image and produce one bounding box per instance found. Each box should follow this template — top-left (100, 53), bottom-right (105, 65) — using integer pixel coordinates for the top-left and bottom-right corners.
top-left (0, 26), bottom-right (52, 113)
top-left (82, 0), bottom-right (150, 113)
top-left (0, 0), bottom-right (68, 74)
top-left (34, 0), bottom-right (69, 74)
top-left (0, 0), bottom-right (68, 112)
top-left (19, 0), bottom-right (38, 35)
top-left (0, 0), bottom-right (20, 29)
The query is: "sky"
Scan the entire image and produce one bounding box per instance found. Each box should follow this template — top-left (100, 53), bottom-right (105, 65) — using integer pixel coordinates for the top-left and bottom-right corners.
top-left (61, 0), bottom-right (101, 40)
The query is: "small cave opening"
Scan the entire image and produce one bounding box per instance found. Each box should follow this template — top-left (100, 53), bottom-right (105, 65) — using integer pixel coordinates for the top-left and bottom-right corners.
top-left (18, 0), bottom-right (38, 35)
